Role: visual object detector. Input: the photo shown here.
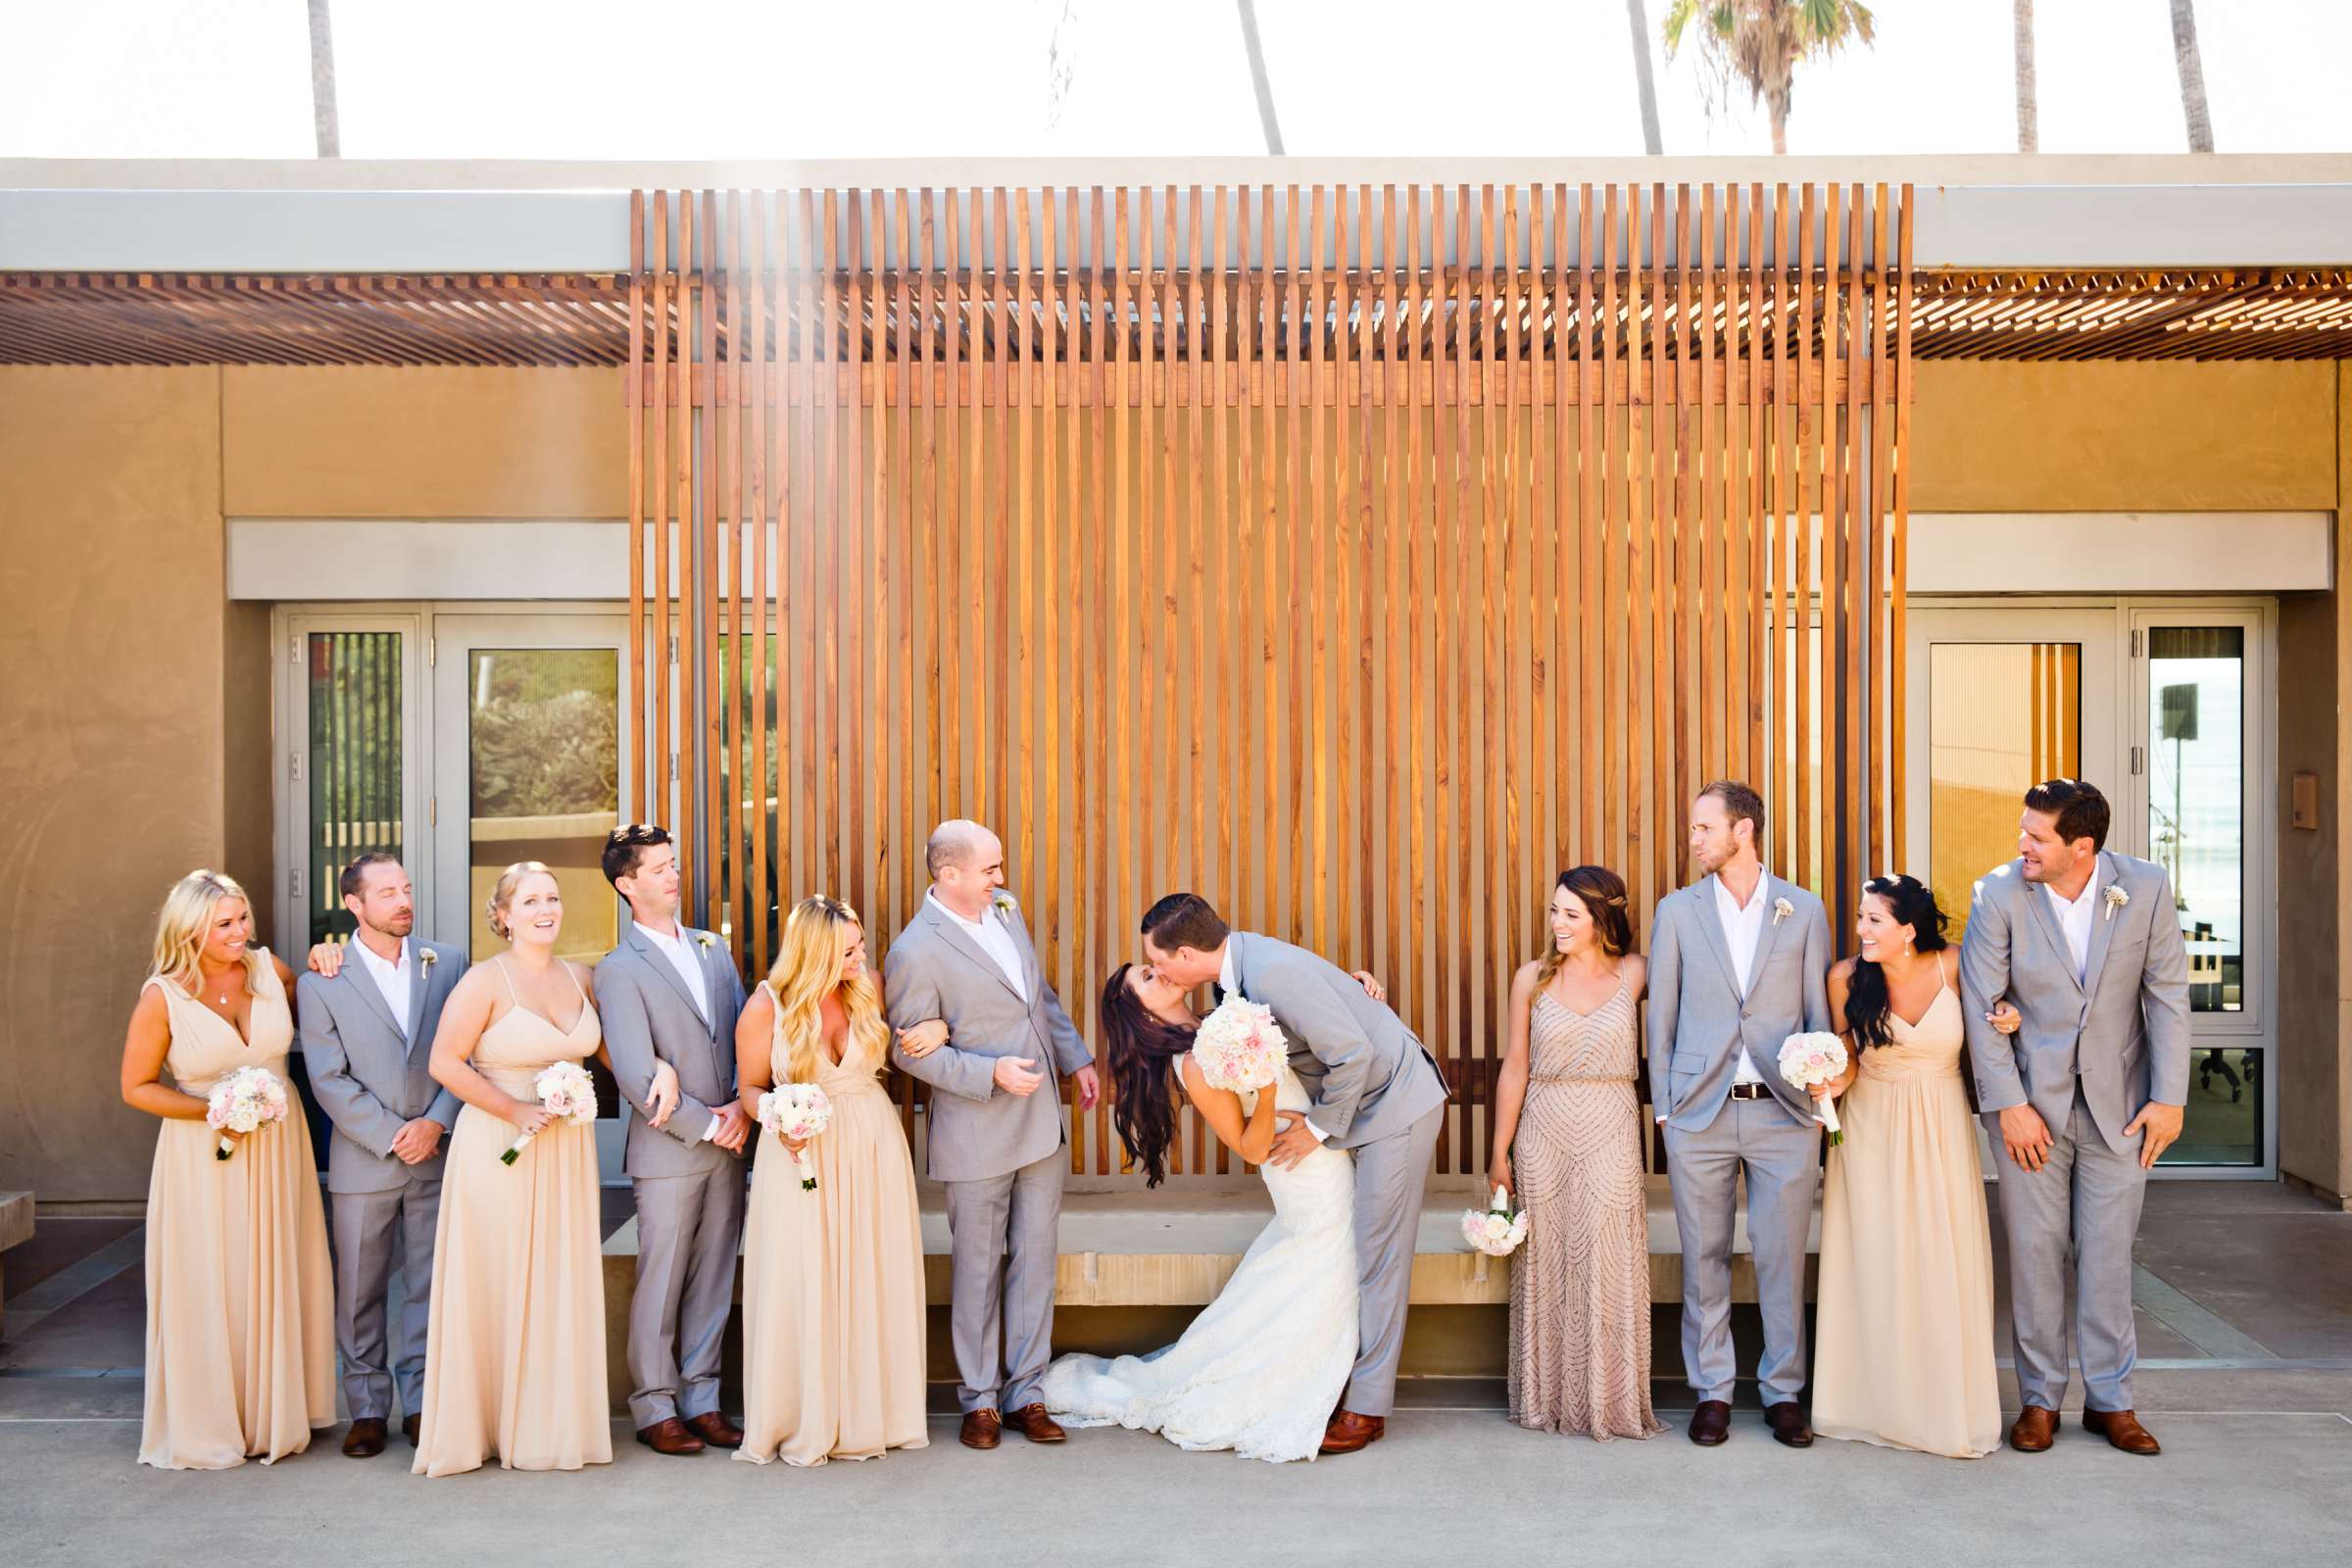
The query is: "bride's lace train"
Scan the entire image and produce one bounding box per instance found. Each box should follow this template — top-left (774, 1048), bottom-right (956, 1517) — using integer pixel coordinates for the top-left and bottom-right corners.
top-left (1040, 1077), bottom-right (1357, 1462)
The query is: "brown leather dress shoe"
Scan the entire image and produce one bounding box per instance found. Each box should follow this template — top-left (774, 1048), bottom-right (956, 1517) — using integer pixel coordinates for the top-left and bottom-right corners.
top-left (684, 1411), bottom-right (745, 1449)
top-left (1319, 1409), bottom-right (1385, 1454)
top-left (1005, 1404), bottom-right (1068, 1444)
top-left (342, 1417), bottom-right (387, 1457)
top-left (1765, 1401), bottom-right (1814, 1448)
top-left (635, 1416), bottom-right (706, 1456)
top-left (2009, 1404), bottom-right (2061, 1452)
top-left (402, 1414), bottom-right (421, 1447)
top-left (2082, 1407), bottom-right (2161, 1456)
top-left (1687, 1399), bottom-right (1732, 1446)
top-left (960, 1408), bottom-right (1004, 1449)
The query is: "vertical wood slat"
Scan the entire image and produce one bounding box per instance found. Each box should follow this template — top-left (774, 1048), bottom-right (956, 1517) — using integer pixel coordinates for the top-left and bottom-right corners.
top-left (626, 182), bottom-right (1910, 1184)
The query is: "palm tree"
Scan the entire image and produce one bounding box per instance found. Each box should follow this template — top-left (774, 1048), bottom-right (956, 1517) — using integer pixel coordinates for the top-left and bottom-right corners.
top-left (2014, 0), bottom-right (2037, 153)
top-left (1237, 0), bottom-right (1284, 155)
top-left (2170, 0), bottom-right (2214, 152)
top-left (1628, 0), bottom-right (1664, 154)
top-left (307, 0), bottom-right (339, 158)
top-left (1660, 0), bottom-right (1877, 155)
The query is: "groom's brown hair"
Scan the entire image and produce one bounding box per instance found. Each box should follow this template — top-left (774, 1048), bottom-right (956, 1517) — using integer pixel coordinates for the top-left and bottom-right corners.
top-left (1141, 893), bottom-right (1229, 954)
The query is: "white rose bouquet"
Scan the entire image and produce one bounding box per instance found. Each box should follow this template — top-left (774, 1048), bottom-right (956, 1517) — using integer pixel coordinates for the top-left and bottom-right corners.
top-left (501, 1060), bottom-right (599, 1165)
top-left (758, 1083), bottom-right (834, 1191)
top-left (1777, 1031), bottom-right (1850, 1146)
top-left (1190, 996), bottom-right (1287, 1096)
top-left (1460, 1186), bottom-right (1531, 1258)
top-left (205, 1065), bottom-right (289, 1160)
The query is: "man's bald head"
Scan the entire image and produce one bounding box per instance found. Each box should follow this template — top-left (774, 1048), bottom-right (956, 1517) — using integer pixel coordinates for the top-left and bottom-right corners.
top-left (926, 819), bottom-right (1007, 919)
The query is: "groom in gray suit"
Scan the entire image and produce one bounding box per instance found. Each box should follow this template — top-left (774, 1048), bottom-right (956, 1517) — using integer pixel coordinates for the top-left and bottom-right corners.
top-left (595, 824), bottom-right (750, 1457)
top-left (1961, 777), bottom-right (2189, 1457)
top-left (1647, 780), bottom-right (1833, 1449)
top-left (1140, 894), bottom-right (1448, 1456)
top-left (296, 854), bottom-right (466, 1457)
top-left (885, 820), bottom-right (1100, 1451)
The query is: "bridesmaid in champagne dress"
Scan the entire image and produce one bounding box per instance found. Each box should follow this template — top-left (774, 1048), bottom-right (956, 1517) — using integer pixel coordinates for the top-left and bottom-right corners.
top-left (734, 897), bottom-right (928, 1467)
top-left (122, 870), bottom-right (336, 1469)
top-left (1813, 874), bottom-right (2002, 1459)
top-left (1488, 867), bottom-right (1666, 1442)
top-left (410, 862), bottom-right (677, 1477)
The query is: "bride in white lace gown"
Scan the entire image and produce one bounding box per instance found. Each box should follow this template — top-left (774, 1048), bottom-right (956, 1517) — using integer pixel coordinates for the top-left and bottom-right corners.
top-left (1040, 962), bottom-right (1363, 1462)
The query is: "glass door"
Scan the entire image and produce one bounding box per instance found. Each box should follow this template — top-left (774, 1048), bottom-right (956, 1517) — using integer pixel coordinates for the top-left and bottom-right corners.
top-left (430, 613), bottom-right (633, 1180)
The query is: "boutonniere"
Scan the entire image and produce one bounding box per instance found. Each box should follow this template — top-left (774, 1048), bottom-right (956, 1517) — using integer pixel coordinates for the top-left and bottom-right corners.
top-left (1771, 896), bottom-right (1794, 928)
top-left (693, 931), bottom-right (717, 952)
top-left (2102, 885), bottom-right (2130, 922)
top-left (418, 947), bottom-right (438, 971)
top-left (992, 889), bottom-right (1019, 917)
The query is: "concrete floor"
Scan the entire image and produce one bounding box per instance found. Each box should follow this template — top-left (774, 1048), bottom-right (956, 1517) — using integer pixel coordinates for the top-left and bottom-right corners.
top-left (4, 1181), bottom-right (2348, 1566)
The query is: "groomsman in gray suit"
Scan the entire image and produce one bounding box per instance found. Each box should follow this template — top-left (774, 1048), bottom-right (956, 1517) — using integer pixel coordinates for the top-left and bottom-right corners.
top-left (296, 854), bottom-right (466, 1457)
top-left (885, 820), bottom-right (1099, 1451)
top-left (1140, 895), bottom-right (1448, 1455)
top-left (1647, 780), bottom-right (1833, 1449)
top-left (596, 824), bottom-right (750, 1457)
top-left (1961, 777), bottom-right (2189, 1457)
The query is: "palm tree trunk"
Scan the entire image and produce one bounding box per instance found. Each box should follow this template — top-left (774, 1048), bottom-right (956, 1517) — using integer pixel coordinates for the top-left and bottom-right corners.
top-left (1771, 107), bottom-right (1788, 156)
top-left (1626, 0), bottom-right (1663, 155)
top-left (307, 0), bottom-right (340, 158)
top-left (1236, 0), bottom-right (1284, 156)
top-left (2170, 0), bottom-right (2214, 152)
top-left (2014, 0), bottom-right (2037, 153)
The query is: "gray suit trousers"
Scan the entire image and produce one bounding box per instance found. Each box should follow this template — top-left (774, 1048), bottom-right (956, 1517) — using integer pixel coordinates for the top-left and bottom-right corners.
top-left (1987, 1083), bottom-right (2149, 1413)
top-left (627, 1165), bottom-right (747, 1429)
top-left (1345, 1102), bottom-right (1444, 1416)
top-left (944, 1148), bottom-right (1063, 1414)
top-left (331, 1178), bottom-right (441, 1420)
top-left (1663, 1097), bottom-right (1819, 1404)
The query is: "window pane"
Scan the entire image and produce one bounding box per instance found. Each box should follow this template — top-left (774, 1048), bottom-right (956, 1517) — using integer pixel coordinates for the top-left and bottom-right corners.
top-left (1930, 643), bottom-right (2080, 940)
top-left (2161, 1047), bottom-right (2262, 1166)
top-left (466, 649), bottom-right (619, 961)
top-left (307, 632), bottom-right (403, 948)
top-left (2148, 626), bottom-right (2244, 1013)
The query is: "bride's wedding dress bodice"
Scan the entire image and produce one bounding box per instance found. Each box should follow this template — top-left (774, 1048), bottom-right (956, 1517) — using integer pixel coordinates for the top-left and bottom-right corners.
top-left (1040, 1060), bottom-right (1359, 1461)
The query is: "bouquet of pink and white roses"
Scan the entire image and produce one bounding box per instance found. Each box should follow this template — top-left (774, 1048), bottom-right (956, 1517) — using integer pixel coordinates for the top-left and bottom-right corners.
top-left (501, 1060), bottom-right (598, 1165)
top-left (1460, 1186), bottom-right (1531, 1257)
top-left (758, 1083), bottom-right (834, 1191)
top-left (205, 1065), bottom-right (289, 1160)
top-left (1190, 996), bottom-right (1287, 1096)
top-left (1777, 1031), bottom-right (1850, 1146)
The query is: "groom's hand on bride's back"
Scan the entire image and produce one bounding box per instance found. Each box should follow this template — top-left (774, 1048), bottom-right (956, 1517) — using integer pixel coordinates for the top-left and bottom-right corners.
top-left (993, 1056), bottom-right (1045, 1097)
top-left (1264, 1111), bottom-right (1318, 1169)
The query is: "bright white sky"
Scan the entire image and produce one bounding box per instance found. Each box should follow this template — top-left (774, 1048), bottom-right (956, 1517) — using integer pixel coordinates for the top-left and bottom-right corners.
top-left (3, 0), bottom-right (2347, 160)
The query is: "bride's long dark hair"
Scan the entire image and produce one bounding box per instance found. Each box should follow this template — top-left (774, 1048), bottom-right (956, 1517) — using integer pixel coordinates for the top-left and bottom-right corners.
top-left (1845, 874), bottom-right (1951, 1050)
top-left (1098, 962), bottom-right (1198, 1188)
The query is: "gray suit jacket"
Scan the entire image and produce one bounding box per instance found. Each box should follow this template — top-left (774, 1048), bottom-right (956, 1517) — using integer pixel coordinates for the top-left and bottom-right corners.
top-left (595, 923), bottom-right (749, 1180)
top-left (1646, 874), bottom-right (1834, 1133)
top-left (1959, 852), bottom-right (2192, 1154)
top-left (1225, 931), bottom-right (1448, 1150)
top-left (297, 939), bottom-right (467, 1195)
top-left (884, 894), bottom-right (1092, 1184)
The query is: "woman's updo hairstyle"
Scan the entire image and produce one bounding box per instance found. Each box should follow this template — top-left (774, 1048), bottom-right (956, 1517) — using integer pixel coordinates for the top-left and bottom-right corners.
top-left (485, 860), bottom-right (554, 942)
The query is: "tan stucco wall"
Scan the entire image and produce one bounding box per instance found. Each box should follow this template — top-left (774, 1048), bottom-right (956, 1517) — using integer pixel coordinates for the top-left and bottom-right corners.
top-left (222, 367), bottom-right (625, 518)
top-left (1909, 361), bottom-right (2337, 513)
top-left (0, 368), bottom-right (228, 1203)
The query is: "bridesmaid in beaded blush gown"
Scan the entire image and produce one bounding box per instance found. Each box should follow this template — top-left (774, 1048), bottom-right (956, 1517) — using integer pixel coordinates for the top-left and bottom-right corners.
top-left (1488, 866), bottom-right (1665, 1442)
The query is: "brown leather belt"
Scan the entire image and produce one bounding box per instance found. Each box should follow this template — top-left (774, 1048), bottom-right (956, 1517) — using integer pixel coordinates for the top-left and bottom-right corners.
top-left (1727, 1082), bottom-right (1774, 1101)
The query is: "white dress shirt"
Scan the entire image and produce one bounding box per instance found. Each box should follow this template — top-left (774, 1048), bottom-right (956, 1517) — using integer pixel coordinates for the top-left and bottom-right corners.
top-left (634, 919), bottom-right (721, 1143)
top-left (930, 890), bottom-right (1026, 1001)
top-left (2045, 869), bottom-right (2100, 983)
top-left (350, 935), bottom-right (414, 1037)
top-left (1712, 874), bottom-right (1768, 1084)
top-left (1220, 942), bottom-right (1330, 1145)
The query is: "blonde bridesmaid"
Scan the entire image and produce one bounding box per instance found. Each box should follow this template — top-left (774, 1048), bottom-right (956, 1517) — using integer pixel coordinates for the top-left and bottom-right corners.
top-left (122, 869), bottom-right (336, 1469)
top-left (1811, 874), bottom-right (2002, 1459)
top-left (410, 862), bottom-right (679, 1476)
top-left (734, 897), bottom-right (928, 1467)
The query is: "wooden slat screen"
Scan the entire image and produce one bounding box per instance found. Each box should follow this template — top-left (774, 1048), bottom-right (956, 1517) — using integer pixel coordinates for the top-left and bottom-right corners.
top-left (626, 182), bottom-right (1913, 1184)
